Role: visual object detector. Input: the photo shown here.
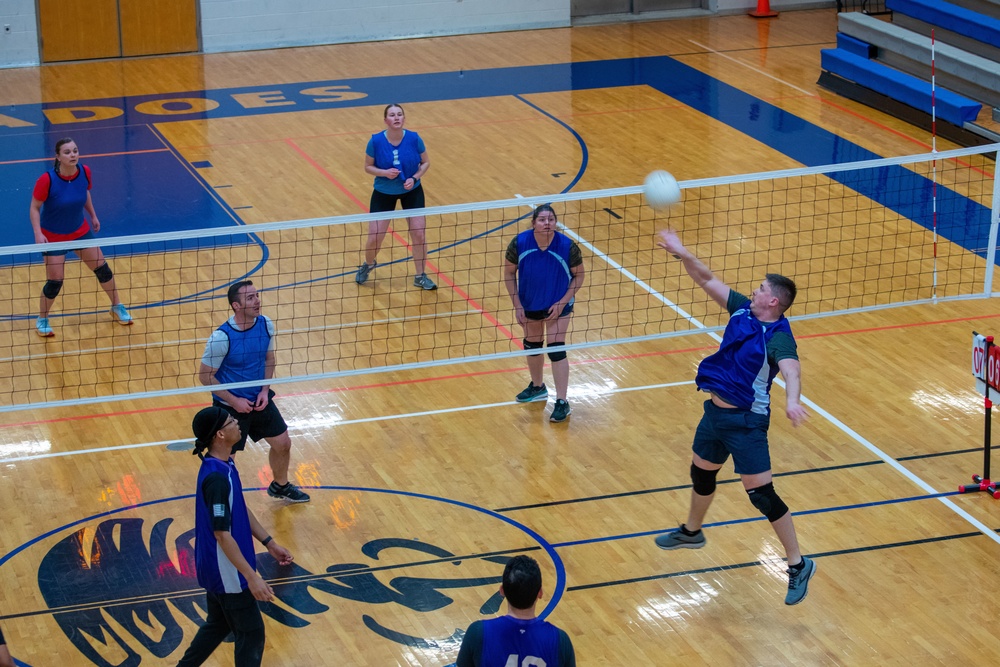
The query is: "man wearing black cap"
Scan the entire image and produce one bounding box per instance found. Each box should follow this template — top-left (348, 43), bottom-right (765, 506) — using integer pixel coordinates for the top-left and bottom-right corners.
top-left (198, 280), bottom-right (309, 503)
top-left (176, 406), bottom-right (294, 667)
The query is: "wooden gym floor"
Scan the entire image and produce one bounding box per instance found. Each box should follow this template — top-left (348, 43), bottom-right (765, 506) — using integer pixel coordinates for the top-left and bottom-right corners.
top-left (0, 9), bottom-right (999, 665)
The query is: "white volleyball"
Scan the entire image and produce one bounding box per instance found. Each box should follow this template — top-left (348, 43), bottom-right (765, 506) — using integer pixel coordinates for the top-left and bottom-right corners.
top-left (643, 170), bottom-right (682, 210)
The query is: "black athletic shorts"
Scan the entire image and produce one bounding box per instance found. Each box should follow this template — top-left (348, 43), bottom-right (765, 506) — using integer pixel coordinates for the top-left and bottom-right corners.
top-left (524, 303), bottom-right (574, 320)
top-left (370, 184), bottom-right (425, 213)
top-left (214, 389), bottom-right (288, 452)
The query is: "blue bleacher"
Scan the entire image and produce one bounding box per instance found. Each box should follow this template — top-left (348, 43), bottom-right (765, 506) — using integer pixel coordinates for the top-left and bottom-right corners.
top-left (886, 0), bottom-right (1000, 49)
top-left (821, 48), bottom-right (982, 126)
top-left (836, 32), bottom-right (877, 58)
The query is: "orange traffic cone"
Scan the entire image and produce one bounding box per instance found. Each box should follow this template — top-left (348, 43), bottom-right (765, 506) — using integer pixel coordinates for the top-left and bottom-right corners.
top-left (749, 0), bottom-right (778, 18)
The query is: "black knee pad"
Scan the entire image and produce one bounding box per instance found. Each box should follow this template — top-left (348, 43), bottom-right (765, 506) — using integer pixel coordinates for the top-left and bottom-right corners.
top-left (690, 463), bottom-right (718, 496)
top-left (523, 339), bottom-right (544, 356)
top-left (547, 341), bottom-right (566, 362)
top-left (93, 262), bottom-right (114, 283)
top-left (747, 482), bottom-right (789, 522)
top-left (42, 279), bottom-right (63, 299)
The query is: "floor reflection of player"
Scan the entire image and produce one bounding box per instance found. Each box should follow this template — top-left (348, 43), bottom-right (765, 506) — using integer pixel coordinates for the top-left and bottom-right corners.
top-left (455, 555), bottom-right (575, 667)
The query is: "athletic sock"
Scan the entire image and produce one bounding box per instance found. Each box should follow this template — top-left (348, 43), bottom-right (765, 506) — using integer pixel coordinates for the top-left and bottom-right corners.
top-left (789, 560), bottom-right (805, 572)
top-left (679, 524), bottom-right (701, 536)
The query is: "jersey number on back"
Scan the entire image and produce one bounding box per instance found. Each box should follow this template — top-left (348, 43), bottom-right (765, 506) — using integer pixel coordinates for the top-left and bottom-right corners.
top-left (504, 656), bottom-right (546, 667)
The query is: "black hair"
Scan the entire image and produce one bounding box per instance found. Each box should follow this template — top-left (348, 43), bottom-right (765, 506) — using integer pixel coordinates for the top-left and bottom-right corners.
top-left (530, 204), bottom-right (557, 225)
top-left (502, 555), bottom-right (542, 610)
top-left (53, 137), bottom-right (75, 172)
top-left (765, 273), bottom-right (797, 311)
top-left (383, 103), bottom-right (404, 118)
top-left (227, 280), bottom-right (254, 309)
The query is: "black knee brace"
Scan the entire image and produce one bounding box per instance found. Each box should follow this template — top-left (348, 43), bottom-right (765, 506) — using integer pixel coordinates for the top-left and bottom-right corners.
top-left (690, 464), bottom-right (718, 496)
top-left (747, 482), bottom-right (789, 522)
top-left (42, 279), bottom-right (63, 299)
top-left (547, 341), bottom-right (566, 362)
top-left (93, 262), bottom-right (114, 283)
top-left (523, 339), bottom-right (544, 356)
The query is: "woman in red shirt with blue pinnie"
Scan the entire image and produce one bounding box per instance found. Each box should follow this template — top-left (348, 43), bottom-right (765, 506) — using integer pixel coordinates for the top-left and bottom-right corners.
top-left (28, 137), bottom-right (132, 337)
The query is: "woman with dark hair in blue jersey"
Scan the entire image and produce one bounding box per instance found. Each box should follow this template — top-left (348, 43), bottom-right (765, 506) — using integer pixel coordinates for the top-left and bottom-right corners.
top-left (355, 103), bottom-right (436, 290)
top-left (503, 205), bottom-right (586, 423)
top-left (28, 137), bottom-right (132, 338)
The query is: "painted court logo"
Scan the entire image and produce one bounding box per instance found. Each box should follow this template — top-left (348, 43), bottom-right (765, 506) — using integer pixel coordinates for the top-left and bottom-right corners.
top-left (11, 487), bottom-right (563, 666)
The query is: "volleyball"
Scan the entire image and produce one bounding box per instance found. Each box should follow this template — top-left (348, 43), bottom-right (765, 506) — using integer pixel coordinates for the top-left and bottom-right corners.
top-left (643, 170), bottom-right (682, 210)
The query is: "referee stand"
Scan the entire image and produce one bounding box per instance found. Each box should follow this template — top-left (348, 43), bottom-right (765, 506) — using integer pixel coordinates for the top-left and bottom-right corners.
top-left (961, 332), bottom-right (1000, 498)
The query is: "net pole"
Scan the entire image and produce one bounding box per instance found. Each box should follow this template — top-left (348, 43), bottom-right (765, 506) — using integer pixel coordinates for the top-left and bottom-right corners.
top-left (930, 28), bottom-right (939, 303)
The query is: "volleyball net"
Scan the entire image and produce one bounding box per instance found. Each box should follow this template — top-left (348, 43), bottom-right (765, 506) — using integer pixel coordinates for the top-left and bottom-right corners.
top-left (0, 144), bottom-right (996, 411)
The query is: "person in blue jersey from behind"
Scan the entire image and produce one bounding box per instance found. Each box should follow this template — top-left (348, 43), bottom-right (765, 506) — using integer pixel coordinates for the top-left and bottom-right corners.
top-left (653, 229), bottom-right (817, 606)
top-left (28, 137), bottom-right (133, 337)
top-left (503, 205), bottom-right (586, 423)
top-left (198, 281), bottom-right (309, 503)
top-left (176, 406), bottom-right (294, 667)
top-left (455, 555), bottom-right (575, 667)
top-left (355, 103), bottom-right (436, 290)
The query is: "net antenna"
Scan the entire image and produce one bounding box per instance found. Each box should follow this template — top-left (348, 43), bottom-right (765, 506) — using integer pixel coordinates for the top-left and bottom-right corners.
top-left (931, 28), bottom-right (939, 303)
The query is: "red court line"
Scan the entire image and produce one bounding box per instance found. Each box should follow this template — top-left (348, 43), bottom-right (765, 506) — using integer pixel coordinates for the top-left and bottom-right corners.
top-left (0, 148), bottom-right (171, 166)
top-left (4, 309), bottom-right (999, 429)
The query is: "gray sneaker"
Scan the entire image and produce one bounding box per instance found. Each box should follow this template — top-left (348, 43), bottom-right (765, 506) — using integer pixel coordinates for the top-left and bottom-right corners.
top-left (413, 273), bottom-right (437, 290)
top-left (515, 383), bottom-right (548, 403)
top-left (267, 482), bottom-right (310, 503)
top-left (355, 262), bottom-right (375, 285)
top-left (655, 525), bottom-right (706, 550)
top-left (785, 556), bottom-right (816, 605)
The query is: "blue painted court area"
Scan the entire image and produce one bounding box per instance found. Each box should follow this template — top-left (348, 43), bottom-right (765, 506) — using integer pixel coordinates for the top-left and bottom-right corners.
top-left (0, 124), bottom-right (248, 267)
top-left (0, 55), bottom-right (990, 270)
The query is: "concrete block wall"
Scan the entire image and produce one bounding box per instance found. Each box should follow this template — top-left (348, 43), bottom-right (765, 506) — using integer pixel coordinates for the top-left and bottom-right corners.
top-left (199, 0), bottom-right (570, 53)
top-left (0, 0), bottom-right (39, 68)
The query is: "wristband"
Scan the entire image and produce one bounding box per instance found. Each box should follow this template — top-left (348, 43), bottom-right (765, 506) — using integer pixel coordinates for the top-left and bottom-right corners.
top-left (262, 535), bottom-right (273, 547)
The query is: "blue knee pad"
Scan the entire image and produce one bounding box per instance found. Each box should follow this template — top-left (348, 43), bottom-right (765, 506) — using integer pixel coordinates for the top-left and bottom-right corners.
top-left (93, 262), bottom-right (114, 284)
top-left (42, 279), bottom-right (63, 299)
top-left (523, 339), bottom-right (544, 356)
top-left (690, 463), bottom-right (718, 496)
top-left (547, 341), bottom-right (566, 362)
top-left (747, 482), bottom-right (789, 522)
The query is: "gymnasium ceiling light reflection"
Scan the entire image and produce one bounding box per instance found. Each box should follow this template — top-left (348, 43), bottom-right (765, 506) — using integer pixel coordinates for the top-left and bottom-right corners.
top-left (636, 582), bottom-right (718, 622)
top-left (910, 388), bottom-right (982, 417)
top-left (571, 379), bottom-right (619, 399)
top-left (286, 412), bottom-right (344, 431)
top-left (0, 439), bottom-right (52, 457)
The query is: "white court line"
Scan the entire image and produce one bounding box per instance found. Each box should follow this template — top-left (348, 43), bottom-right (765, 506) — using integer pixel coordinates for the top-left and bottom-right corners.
top-left (0, 380), bottom-right (696, 464)
top-left (0, 310), bottom-right (479, 364)
top-left (688, 39), bottom-right (815, 97)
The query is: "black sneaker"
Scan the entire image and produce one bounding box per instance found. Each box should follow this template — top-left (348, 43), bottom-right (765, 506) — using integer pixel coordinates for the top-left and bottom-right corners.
top-left (785, 556), bottom-right (816, 605)
top-left (550, 399), bottom-right (572, 422)
top-left (267, 482), bottom-right (310, 503)
top-left (515, 383), bottom-right (548, 403)
top-left (355, 262), bottom-right (375, 285)
top-left (655, 525), bottom-right (706, 550)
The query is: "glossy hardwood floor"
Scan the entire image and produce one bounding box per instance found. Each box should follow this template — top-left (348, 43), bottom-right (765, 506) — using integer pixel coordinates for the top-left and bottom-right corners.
top-left (1, 9), bottom-right (999, 666)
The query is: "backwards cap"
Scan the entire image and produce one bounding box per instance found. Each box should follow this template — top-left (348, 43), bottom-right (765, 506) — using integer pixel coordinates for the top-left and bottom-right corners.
top-left (191, 406), bottom-right (229, 456)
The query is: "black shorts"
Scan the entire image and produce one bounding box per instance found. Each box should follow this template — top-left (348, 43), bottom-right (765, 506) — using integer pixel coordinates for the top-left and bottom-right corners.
top-left (524, 303), bottom-right (574, 320)
top-left (42, 229), bottom-right (96, 257)
top-left (214, 389), bottom-right (288, 452)
top-left (370, 184), bottom-right (425, 213)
